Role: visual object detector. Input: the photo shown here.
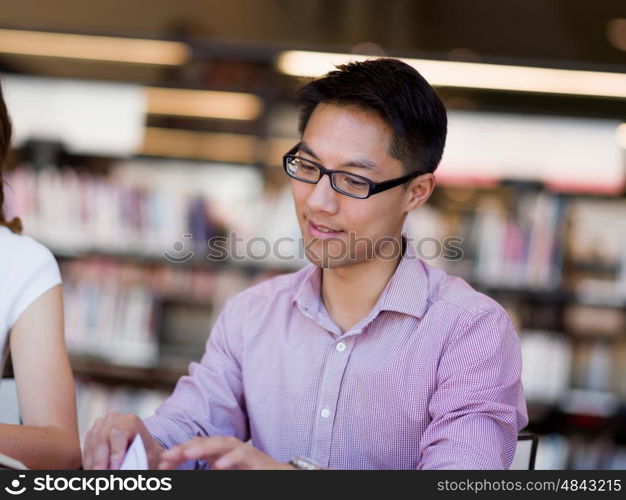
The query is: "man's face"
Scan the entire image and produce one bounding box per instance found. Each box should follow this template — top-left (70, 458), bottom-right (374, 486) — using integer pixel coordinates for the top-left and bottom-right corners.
top-left (291, 102), bottom-right (412, 268)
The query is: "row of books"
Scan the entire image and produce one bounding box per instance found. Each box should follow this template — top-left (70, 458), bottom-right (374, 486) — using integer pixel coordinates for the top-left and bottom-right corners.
top-left (567, 199), bottom-right (626, 305)
top-left (473, 192), bottom-right (565, 289)
top-left (60, 257), bottom-right (626, 407)
top-left (2, 160), bottom-right (269, 259)
top-left (521, 330), bottom-right (626, 406)
top-left (60, 258), bottom-right (269, 366)
top-left (75, 381), bottom-right (169, 445)
top-left (5, 162), bottom-right (626, 298)
top-left (536, 434), bottom-right (626, 470)
top-left (61, 258), bottom-right (626, 407)
top-left (564, 303), bottom-right (626, 338)
top-left (408, 188), bottom-right (626, 303)
top-left (404, 189), bottom-right (566, 289)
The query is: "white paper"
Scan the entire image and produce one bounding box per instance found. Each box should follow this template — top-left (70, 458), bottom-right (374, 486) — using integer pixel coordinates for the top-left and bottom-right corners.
top-left (120, 434), bottom-right (148, 470)
top-left (0, 451), bottom-right (28, 470)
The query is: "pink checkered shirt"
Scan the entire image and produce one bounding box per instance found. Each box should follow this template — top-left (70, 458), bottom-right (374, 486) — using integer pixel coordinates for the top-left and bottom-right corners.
top-left (144, 239), bottom-right (528, 469)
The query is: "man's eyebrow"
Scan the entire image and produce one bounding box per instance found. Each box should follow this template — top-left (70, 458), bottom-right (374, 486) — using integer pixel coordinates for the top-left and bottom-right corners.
top-left (298, 141), bottom-right (378, 171)
top-left (298, 141), bottom-right (320, 160)
top-left (342, 158), bottom-right (378, 171)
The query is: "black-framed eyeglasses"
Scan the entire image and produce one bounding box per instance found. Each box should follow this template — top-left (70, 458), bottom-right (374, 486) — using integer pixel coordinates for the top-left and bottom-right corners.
top-left (282, 144), bottom-right (423, 199)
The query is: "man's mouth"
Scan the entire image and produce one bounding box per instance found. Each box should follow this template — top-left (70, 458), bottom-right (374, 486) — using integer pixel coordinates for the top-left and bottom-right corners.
top-left (307, 219), bottom-right (344, 236)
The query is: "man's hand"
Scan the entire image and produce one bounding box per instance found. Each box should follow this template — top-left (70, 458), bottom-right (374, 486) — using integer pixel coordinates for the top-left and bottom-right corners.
top-left (158, 436), bottom-right (296, 470)
top-left (82, 413), bottom-right (164, 470)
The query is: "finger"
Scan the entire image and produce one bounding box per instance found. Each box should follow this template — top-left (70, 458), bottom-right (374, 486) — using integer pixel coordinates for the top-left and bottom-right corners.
top-left (159, 437), bottom-right (238, 469)
top-left (82, 430), bottom-right (94, 470)
top-left (91, 441), bottom-right (111, 470)
top-left (157, 446), bottom-right (190, 470)
top-left (90, 413), bottom-right (121, 470)
top-left (213, 446), bottom-right (250, 470)
top-left (158, 437), bottom-right (206, 470)
top-left (181, 436), bottom-right (240, 462)
top-left (82, 418), bottom-right (106, 470)
top-left (109, 426), bottom-right (133, 470)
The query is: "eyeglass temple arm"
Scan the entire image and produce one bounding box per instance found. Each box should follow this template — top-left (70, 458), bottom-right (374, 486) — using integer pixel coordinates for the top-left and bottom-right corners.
top-left (369, 171), bottom-right (423, 194)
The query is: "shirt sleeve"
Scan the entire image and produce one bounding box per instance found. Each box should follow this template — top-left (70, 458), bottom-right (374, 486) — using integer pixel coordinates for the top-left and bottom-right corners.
top-left (8, 237), bottom-right (62, 329)
top-left (417, 307), bottom-right (528, 470)
top-left (143, 293), bottom-right (249, 469)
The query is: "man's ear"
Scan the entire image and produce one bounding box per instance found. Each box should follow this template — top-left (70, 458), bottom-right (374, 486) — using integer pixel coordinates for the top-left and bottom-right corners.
top-left (404, 173), bottom-right (436, 213)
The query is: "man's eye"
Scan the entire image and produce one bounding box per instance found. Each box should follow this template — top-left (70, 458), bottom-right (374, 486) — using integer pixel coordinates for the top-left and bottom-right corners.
top-left (346, 177), bottom-right (367, 187)
top-left (299, 163), bottom-right (317, 173)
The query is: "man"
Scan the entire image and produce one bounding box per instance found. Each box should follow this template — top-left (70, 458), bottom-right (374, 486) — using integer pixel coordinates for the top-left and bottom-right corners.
top-left (83, 58), bottom-right (528, 470)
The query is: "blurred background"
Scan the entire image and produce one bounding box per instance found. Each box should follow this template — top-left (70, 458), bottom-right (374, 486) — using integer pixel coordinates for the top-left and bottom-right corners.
top-left (1, 0), bottom-right (626, 469)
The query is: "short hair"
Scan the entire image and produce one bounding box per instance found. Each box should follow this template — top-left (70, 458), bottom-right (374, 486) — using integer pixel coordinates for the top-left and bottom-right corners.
top-left (297, 58), bottom-right (447, 175)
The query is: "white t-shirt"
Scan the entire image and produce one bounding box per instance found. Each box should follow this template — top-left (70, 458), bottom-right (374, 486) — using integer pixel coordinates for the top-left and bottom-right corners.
top-left (0, 225), bottom-right (62, 359)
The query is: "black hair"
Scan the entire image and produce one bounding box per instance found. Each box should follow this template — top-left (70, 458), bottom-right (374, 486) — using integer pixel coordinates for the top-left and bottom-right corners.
top-left (297, 58), bottom-right (447, 175)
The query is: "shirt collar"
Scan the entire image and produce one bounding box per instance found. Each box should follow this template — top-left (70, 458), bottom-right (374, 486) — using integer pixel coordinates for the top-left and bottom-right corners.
top-left (293, 235), bottom-right (430, 321)
top-left (293, 263), bottom-right (323, 319)
top-left (378, 237), bottom-right (430, 319)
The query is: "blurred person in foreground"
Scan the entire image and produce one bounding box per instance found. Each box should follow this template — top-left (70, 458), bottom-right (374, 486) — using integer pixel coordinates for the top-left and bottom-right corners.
top-left (0, 78), bottom-right (81, 469)
top-left (83, 58), bottom-right (527, 470)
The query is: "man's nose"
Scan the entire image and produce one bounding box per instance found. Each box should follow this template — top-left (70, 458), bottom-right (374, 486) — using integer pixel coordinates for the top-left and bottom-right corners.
top-left (305, 173), bottom-right (339, 213)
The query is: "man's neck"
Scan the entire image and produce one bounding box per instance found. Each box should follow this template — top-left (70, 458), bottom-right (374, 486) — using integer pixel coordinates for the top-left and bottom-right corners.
top-left (320, 237), bottom-right (405, 333)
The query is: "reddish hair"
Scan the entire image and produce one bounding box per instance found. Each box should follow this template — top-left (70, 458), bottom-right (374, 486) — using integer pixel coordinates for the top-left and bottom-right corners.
top-left (0, 78), bottom-right (22, 233)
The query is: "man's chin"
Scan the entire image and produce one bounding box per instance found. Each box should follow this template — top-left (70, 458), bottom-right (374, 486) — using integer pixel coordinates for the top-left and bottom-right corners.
top-left (304, 249), bottom-right (359, 269)
top-left (308, 257), bottom-right (345, 269)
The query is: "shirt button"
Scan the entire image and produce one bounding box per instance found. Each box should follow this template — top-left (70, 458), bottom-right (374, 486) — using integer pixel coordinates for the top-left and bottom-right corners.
top-left (336, 342), bottom-right (346, 352)
top-left (321, 408), bottom-right (330, 418)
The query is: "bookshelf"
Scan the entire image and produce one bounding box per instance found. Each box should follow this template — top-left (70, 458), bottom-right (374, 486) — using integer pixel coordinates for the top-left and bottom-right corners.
top-left (2, 50), bottom-right (625, 468)
top-left (5, 156), bottom-right (626, 468)
top-left (420, 184), bottom-right (626, 469)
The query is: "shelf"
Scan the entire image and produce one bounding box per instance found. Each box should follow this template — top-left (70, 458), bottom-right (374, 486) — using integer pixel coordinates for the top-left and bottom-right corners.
top-left (52, 246), bottom-right (303, 274)
top-left (5, 352), bottom-right (193, 389)
top-left (527, 399), bottom-right (626, 430)
top-left (475, 283), bottom-right (571, 302)
top-left (49, 245), bottom-right (626, 312)
top-left (69, 354), bottom-right (187, 389)
top-left (568, 261), bottom-right (620, 275)
top-left (436, 176), bottom-right (625, 200)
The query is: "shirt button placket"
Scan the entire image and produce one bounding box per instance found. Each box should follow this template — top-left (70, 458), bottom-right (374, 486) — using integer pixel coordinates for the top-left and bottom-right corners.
top-left (309, 339), bottom-right (352, 467)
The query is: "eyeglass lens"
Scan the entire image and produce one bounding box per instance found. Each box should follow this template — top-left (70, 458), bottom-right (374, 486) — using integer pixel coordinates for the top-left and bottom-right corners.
top-left (286, 156), bottom-right (370, 198)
